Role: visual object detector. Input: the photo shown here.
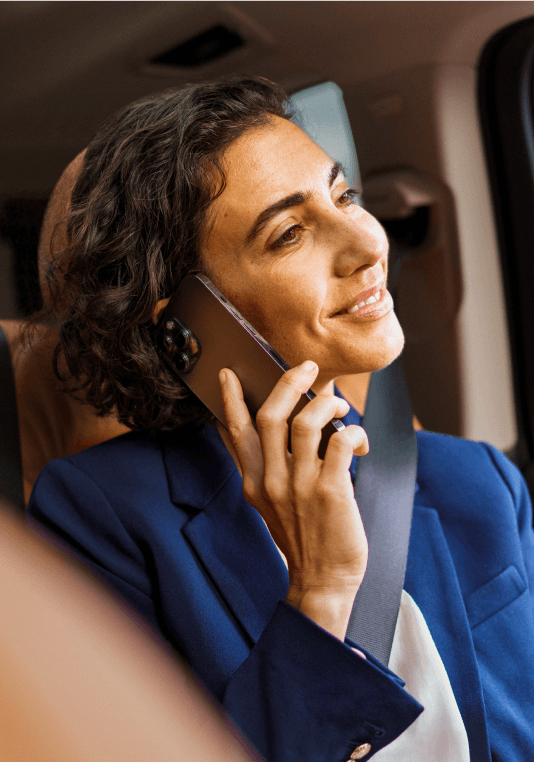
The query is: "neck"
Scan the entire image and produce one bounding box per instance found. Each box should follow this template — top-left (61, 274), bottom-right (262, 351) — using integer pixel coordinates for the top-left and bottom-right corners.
top-left (310, 372), bottom-right (372, 415)
top-left (334, 372), bottom-right (371, 415)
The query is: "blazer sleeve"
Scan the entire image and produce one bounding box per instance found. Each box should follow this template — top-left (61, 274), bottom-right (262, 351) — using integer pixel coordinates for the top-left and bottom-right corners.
top-left (224, 601), bottom-right (423, 761)
top-left (28, 456), bottom-right (423, 762)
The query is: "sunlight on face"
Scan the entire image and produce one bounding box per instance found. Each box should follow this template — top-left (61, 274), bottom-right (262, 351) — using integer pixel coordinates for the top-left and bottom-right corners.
top-left (202, 117), bottom-right (404, 392)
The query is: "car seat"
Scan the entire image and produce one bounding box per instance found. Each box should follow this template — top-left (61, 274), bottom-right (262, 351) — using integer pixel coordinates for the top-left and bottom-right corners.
top-left (0, 151), bottom-right (129, 510)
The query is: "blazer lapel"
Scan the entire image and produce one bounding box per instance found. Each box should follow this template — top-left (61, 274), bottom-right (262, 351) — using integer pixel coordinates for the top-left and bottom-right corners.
top-left (405, 503), bottom-right (491, 762)
top-left (162, 424), bottom-right (289, 645)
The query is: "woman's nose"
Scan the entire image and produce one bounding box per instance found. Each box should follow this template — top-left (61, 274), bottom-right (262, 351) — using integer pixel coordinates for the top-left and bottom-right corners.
top-left (332, 209), bottom-right (388, 278)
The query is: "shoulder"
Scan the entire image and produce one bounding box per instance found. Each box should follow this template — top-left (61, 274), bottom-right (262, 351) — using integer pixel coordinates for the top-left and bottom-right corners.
top-left (30, 422), bottom-right (232, 522)
top-left (64, 429), bottom-right (164, 470)
top-left (415, 430), bottom-right (529, 525)
top-left (416, 430), bottom-right (519, 493)
top-left (28, 431), bottom-right (168, 532)
top-left (45, 430), bottom-right (166, 492)
top-left (30, 428), bottom-right (195, 525)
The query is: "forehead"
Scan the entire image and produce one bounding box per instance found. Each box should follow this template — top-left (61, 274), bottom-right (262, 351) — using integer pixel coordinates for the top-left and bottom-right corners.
top-left (212, 117), bottom-right (333, 221)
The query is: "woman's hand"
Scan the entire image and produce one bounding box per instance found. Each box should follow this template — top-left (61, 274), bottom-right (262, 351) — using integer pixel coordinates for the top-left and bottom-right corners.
top-left (219, 361), bottom-right (369, 641)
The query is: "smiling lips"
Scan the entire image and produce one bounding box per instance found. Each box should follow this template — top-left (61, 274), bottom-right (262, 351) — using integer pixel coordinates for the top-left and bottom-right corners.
top-left (333, 282), bottom-right (394, 320)
top-left (336, 279), bottom-right (389, 314)
top-left (346, 288), bottom-right (383, 314)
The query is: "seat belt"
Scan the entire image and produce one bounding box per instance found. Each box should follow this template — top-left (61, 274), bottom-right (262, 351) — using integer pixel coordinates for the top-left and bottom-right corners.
top-left (346, 356), bottom-right (418, 666)
top-left (0, 325), bottom-right (25, 513)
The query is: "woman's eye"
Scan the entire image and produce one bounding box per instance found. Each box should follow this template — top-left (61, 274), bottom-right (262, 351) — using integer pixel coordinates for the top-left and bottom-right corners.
top-left (338, 188), bottom-right (361, 206)
top-left (271, 224), bottom-right (304, 249)
top-left (269, 190), bottom-right (360, 250)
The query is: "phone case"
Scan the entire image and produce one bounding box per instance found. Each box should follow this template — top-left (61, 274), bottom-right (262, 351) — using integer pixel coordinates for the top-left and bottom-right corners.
top-left (161, 273), bottom-right (345, 458)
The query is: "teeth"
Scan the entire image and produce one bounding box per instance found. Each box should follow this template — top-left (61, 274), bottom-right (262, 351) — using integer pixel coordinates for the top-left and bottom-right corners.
top-left (346, 289), bottom-right (383, 314)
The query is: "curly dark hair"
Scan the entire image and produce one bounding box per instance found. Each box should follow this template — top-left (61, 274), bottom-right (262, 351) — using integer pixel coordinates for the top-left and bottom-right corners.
top-left (39, 77), bottom-right (292, 432)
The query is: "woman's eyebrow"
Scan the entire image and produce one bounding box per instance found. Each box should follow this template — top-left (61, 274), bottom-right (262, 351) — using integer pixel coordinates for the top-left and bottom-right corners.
top-left (244, 161), bottom-right (344, 247)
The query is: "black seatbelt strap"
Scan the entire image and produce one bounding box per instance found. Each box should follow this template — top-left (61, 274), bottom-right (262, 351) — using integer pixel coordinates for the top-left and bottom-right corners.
top-left (346, 356), bottom-right (417, 666)
top-left (0, 325), bottom-right (25, 512)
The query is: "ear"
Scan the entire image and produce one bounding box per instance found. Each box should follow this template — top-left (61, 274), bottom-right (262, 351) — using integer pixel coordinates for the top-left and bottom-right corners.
top-left (152, 297), bottom-right (171, 325)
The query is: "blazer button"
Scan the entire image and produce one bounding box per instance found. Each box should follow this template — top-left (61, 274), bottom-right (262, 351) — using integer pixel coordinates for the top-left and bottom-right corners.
top-left (348, 743), bottom-right (372, 759)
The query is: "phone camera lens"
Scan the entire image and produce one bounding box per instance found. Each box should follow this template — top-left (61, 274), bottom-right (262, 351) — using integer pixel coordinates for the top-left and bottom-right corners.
top-left (175, 328), bottom-right (192, 351)
top-left (162, 318), bottom-right (191, 351)
top-left (175, 351), bottom-right (193, 372)
top-left (160, 315), bottom-right (201, 372)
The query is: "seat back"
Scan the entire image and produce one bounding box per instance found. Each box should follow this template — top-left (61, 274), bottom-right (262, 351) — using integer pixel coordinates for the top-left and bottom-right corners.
top-left (0, 318), bottom-right (130, 509)
top-left (0, 323), bottom-right (23, 511)
top-left (0, 149), bottom-right (129, 509)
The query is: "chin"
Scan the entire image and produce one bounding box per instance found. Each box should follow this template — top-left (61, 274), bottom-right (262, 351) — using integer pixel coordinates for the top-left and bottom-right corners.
top-left (373, 322), bottom-right (405, 370)
top-left (351, 317), bottom-right (405, 376)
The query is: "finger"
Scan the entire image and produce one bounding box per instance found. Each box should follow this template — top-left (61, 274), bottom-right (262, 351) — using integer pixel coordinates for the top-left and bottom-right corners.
top-left (219, 369), bottom-right (263, 481)
top-left (255, 361), bottom-right (319, 476)
top-left (290, 394), bottom-right (351, 480)
top-left (320, 425), bottom-right (369, 480)
top-left (353, 426), bottom-right (369, 456)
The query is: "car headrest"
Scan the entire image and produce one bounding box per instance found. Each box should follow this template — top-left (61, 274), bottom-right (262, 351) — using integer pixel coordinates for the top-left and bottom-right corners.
top-left (37, 149), bottom-right (86, 308)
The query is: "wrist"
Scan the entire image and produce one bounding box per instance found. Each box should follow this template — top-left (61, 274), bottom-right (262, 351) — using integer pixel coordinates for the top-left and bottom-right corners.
top-left (285, 582), bottom-right (362, 641)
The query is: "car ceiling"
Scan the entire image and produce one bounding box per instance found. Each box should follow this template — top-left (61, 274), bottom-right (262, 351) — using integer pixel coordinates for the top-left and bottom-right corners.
top-left (2, 0), bottom-right (534, 197)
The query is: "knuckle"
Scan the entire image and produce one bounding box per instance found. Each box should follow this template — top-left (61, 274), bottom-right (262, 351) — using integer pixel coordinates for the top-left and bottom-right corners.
top-left (290, 414), bottom-right (315, 437)
top-left (293, 394), bottom-right (340, 430)
top-left (255, 409), bottom-right (278, 430)
top-left (330, 429), bottom-right (354, 450)
top-left (227, 423), bottom-right (244, 445)
top-left (280, 367), bottom-right (309, 395)
top-left (315, 478), bottom-right (338, 502)
top-left (262, 474), bottom-right (284, 502)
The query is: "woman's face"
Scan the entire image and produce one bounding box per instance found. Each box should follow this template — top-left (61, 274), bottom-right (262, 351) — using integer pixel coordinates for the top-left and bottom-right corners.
top-left (201, 116), bottom-right (404, 391)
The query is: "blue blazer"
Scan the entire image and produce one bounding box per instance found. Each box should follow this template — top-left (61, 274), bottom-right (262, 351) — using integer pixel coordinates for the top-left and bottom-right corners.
top-left (28, 417), bottom-right (534, 762)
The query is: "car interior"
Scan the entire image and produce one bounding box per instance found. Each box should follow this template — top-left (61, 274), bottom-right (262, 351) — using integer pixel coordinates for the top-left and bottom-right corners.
top-left (3, 1), bottom-right (534, 508)
top-left (2, 1), bottom-right (534, 755)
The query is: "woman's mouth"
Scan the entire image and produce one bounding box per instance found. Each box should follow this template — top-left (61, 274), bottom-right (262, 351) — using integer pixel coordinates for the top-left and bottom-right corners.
top-left (337, 288), bottom-right (394, 320)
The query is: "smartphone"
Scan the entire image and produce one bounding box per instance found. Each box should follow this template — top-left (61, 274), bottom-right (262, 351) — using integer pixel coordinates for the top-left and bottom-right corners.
top-left (160, 273), bottom-right (345, 458)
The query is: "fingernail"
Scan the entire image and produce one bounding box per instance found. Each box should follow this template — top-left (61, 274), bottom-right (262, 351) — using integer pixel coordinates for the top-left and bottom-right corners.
top-left (301, 361), bottom-right (317, 373)
top-left (220, 370), bottom-right (228, 385)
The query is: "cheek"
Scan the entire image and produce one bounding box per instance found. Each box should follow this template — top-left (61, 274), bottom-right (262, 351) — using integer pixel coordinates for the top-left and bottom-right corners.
top-left (231, 284), bottom-right (289, 341)
top-left (241, 288), bottom-right (325, 370)
top-left (247, 272), bottom-right (319, 336)
top-left (206, 251), bottom-right (325, 356)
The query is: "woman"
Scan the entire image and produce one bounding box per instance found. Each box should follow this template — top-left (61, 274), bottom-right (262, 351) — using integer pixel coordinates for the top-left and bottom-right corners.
top-left (28, 78), bottom-right (534, 761)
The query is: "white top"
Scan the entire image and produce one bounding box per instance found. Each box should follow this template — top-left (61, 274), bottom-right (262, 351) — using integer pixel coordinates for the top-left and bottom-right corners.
top-left (373, 590), bottom-right (471, 761)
